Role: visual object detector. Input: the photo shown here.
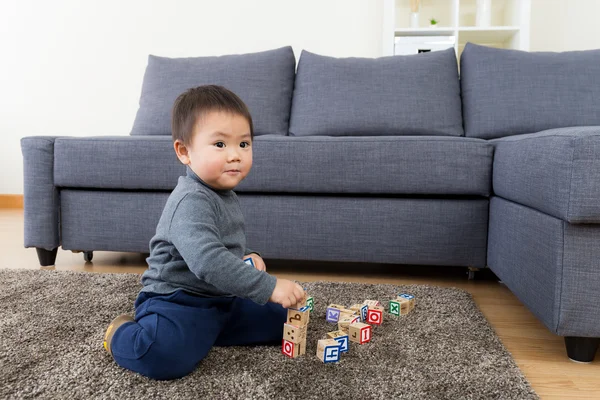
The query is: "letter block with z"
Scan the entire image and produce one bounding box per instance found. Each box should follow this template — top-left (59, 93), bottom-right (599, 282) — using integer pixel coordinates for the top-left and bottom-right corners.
top-left (327, 330), bottom-right (349, 353)
top-left (316, 339), bottom-right (341, 363)
top-left (349, 322), bottom-right (372, 344)
top-left (287, 308), bottom-right (310, 327)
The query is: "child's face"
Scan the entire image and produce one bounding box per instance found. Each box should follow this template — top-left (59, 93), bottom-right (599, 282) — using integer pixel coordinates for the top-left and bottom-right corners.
top-left (175, 111), bottom-right (252, 191)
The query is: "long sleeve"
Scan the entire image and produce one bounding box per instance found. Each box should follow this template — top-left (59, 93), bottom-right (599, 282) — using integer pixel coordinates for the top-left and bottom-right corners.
top-left (169, 191), bottom-right (276, 305)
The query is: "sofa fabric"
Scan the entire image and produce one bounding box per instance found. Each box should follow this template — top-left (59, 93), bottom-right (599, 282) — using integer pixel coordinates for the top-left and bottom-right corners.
top-left (289, 49), bottom-right (463, 137)
top-left (20, 137), bottom-right (62, 250)
top-left (54, 135), bottom-right (493, 196)
top-left (59, 190), bottom-right (489, 268)
top-left (130, 46), bottom-right (296, 137)
top-left (488, 196), bottom-right (600, 337)
top-left (461, 43), bottom-right (600, 139)
top-left (491, 126), bottom-right (600, 223)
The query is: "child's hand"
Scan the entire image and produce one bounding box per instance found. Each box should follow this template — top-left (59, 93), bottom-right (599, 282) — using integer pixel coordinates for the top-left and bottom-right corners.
top-left (243, 253), bottom-right (266, 272)
top-left (269, 278), bottom-right (305, 308)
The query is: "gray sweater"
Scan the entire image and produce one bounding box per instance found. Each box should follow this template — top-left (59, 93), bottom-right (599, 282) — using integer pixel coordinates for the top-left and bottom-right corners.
top-left (141, 167), bottom-right (277, 305)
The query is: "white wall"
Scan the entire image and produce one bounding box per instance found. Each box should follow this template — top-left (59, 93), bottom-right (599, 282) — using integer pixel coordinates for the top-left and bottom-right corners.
top-left (1, 0), bottom-right (600, 194)
top-left (0, 0), bottom-right (383, 194)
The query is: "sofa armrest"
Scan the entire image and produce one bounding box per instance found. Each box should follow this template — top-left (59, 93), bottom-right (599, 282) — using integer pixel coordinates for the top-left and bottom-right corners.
top-left (491, 126), bottom-right (600, 223)
top-left (20, 136), bottom-right (63, 250)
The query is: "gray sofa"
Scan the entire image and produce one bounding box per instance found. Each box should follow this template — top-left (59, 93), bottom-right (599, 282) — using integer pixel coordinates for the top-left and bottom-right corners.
top-left (21, 43), bottom-right (600, 362)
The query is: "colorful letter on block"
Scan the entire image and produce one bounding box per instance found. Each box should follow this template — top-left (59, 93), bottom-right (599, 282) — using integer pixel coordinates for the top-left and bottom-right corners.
top-left (244, 258), bottom-right (254, 266)
top-left (287, 308), bottom-right (310, 327)
top-left (282, 339), bottom-right (305, 358)
top-left (316, 339), bottom-right (341, 363)
top-left (349, 322), bottom-right (372, 344)
top-left (389, 300), bottom-right (400, 316)
top-left (327, 330), bottom-right (349, 353)
top-left (326, 307), bottom-right (342, 323)
top-left (283, 323), bottom-right (307, 343)
top-left (360, 304), bottom-right (368, 322)
top-left (367, 306), bottom-right (384, 325)
top-left (306, 297), bottom-right (314, 313)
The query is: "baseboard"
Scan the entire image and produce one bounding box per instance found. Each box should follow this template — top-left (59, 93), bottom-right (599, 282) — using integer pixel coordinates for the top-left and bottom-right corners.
top-left (0, 195), bottom-right (24, 209)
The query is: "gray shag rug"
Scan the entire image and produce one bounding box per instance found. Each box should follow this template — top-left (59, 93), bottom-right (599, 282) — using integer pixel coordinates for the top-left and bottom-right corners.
top-left (0, 269), bottom-right (538, 400)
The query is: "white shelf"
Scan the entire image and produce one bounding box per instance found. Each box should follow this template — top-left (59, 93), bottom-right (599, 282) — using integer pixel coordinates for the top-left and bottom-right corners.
top-left (458, 26), bottom-right (520, 43)
top-left (395, 28), bottom-right (455, 37)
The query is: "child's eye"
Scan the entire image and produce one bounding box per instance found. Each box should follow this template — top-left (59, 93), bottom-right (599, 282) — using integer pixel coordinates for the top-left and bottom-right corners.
top-left (240, 141), bottom-right (251, 148)
top-left (214, 142), bottom-right (225, 148)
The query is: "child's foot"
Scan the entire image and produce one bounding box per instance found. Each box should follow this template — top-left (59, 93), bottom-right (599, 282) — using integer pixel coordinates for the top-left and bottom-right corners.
top-left (103, 314), bottom-right (134, 356)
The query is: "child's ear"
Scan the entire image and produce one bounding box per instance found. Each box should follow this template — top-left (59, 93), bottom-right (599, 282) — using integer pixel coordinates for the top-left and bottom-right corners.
top-left (174, 140), bottom-right (190, 165)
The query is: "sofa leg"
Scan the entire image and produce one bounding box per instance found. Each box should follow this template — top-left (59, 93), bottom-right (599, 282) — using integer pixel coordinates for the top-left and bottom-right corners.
top-left (565, 337), bottom-right (600, 363)
top-left (36, 248), bottom-right (58, 267)
top-left (467, 266), bottom-right (480, 280)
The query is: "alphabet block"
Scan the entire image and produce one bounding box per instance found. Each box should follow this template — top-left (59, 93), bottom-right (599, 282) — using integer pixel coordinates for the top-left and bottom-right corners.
top-left (287, 308), bottom-right (310, 327)
top-left (349, 304), bottom-right (363, 313)
top-left (316, 339), bottom-right (341, 363)
top-left (389, 299), bottom-right (401, 316)
top-left (327, 330), bottom-right (349, 353)
top-left (396, 296), bottom-right (411, 315)
top-left (363, 299), bottom-right (381, 307)
top-left (348, 322), bottom-right (372, 344)
top-left (398, 293), bottom-right (415, 311)
top-left (282, 338), bottom-right (306, 358)
top-left (367, 306), bottom-right (384, 325)
top-left (306, 296), bottom-right (314, 313)
top-left (360, 304), bottom-right (369, 322)
top-left (338, 314), bottom-right (361, 333)
top-left (326, 305), bottom-right (343, 323)
top-left (283, 323), bottom-right (307, 343)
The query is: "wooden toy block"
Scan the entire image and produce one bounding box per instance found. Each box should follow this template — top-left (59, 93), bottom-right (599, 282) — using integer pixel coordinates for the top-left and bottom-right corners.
top-left (363, 299), bottom-right (381, 307)
top-left (327, 330), bottom-right (349, 353)
top-left (338, 314), bottom-right (361, 333)
top-left (360, 304), bottom-right (369, 322)
top-left (396, 297), bottom-right (411, 315)
top-left (349, 304), bottom-right (363, 313)
top-left (243, 257), bottom-right (254, 266)
top-left (339, 308), bottom-right (358, 316)
top-left (316, 339), bottom-right (341, 363)
top-left (306, 296), bottom-right (314, 313)
top-left (389, 299), bottom-right (401, 316)
top-left (326, 304), bottom-right (344, 323)
top-left (398, 293), bottom-right (416, 310)
top-left (367, 305), bottom-right (384, 325)
top-left (283, 323), bottom-right (307, 343)
top-left (282, 338), bottom-right (306, 358)
top-left (348, 322), bottom-right (372, 344)
top-left (287, 308), bottom-right (310, 327)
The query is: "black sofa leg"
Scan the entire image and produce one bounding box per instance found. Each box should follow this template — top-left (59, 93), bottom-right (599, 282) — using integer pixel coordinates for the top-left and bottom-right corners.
top-left (565, 337), bottom-right (600, 363)
top-left (36, 248), bottom-right (58, 267)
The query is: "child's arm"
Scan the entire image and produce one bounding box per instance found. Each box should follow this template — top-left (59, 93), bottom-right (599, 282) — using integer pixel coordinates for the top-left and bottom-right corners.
top-left (169, 191), bottom-right (276, 305)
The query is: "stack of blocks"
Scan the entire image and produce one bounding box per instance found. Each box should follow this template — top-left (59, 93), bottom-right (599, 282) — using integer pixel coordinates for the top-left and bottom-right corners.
top-left (282, 293), bottom-right (314, 359)
top-left (281, 291), bottom-right (416, 363)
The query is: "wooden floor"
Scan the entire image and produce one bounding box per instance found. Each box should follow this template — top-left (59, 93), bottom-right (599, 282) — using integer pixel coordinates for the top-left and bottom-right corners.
top-left (1, 209), bottom-right (599, 399)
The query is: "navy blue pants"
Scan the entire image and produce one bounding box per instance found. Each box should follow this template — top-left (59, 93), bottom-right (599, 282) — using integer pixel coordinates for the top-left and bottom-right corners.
top-left (110, 290), bottom-right (287, 380)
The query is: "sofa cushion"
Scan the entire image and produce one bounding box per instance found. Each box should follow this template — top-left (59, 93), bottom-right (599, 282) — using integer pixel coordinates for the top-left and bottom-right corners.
top-left (54, 136), bottom-right (492, 196)
top-left (130, 46), bottom-right (295, 137)
top-left (461, 43), bottom-right (600, 139)
top-left (288, 49), bottom-right (463, 137)
top-left (491, 126), bottom-right (600, 223)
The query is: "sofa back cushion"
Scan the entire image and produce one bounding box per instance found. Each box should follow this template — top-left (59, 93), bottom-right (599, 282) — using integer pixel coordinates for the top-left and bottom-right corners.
top-left (461, 43), bottom-right (600, 139)
top-left (288, 48), bottom-right (463, 137)
top-left (130, 46), bottom-right (296, 137)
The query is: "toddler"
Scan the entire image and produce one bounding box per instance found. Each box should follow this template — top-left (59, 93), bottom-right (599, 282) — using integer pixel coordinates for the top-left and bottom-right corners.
top-left (103, 85), bottom-right (305, 380)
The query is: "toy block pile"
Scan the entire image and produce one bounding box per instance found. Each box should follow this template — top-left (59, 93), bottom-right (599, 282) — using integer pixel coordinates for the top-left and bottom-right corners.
top-left (282, 292), bottom-right (416, 363)
top-left (282, 293), bottom-right (314, 359)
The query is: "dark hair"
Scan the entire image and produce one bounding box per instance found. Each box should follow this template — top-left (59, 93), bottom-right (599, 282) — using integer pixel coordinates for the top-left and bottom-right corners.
top-left (171, 85), bottom-right (254, 145)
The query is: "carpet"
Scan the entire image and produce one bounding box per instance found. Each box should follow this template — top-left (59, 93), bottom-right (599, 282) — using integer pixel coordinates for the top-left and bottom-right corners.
top-left (0, 269), bottom-right (538, 400)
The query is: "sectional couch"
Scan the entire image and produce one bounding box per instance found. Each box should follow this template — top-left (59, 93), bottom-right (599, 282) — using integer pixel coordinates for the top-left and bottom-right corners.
top-left (21, 43), bottom-right (600, 362)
